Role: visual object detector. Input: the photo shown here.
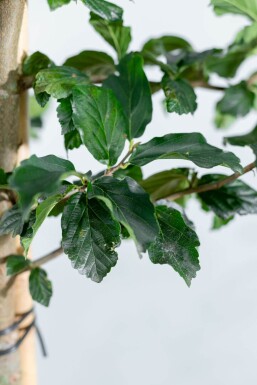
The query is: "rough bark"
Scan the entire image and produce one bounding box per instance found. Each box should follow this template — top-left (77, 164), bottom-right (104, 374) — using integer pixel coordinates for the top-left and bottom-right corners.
top-left (0, 1), bottom-right (37, 384)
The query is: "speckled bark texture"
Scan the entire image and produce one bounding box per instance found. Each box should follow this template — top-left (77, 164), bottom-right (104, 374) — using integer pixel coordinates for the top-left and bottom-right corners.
top-left (0, 2), bottom-right (36, 384)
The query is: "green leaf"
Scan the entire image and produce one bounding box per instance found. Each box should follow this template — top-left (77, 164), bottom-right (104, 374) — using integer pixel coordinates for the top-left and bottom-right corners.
top-left (63, 50), bottom-right (115, 80)
top-left (217, 81), bottom-right (255, 117)
top-left (34, 66), bottom-right (89, 100)
top-left (212, 215), bottom-right (234, 230)
top-left (104, 53), bottom-right (153, 139)
top-left (71, 85), bottom-right (127, 166)
top-left (47, 0), bottom-right (72, 10)
top-left (214, 108), bottom-right (236, 129)
top-left (64, 131), bottom-right (83, 150)
top-left (21, 195), bottom-right (62, 255)
top-left (9, 155), bottom-right (75, 216)
top-left (57, 97), bottom-right (75, 135)
top-left (82, 0), bottom-right (123, 21)
top-left (113, 165), bottom-right (143, 182)
top-left (142, 35), bottom-right (192, 60)
top-left (0, 168), bottom-right (8, 185)
top-left (130, 133), bottom-right (242, 173)
top-left (148, 205), bottom-right (200, 287)
top-left (22, 52), bottom-right (54, 76)
top-left (140, 169), bottom-right (190, 201)
top-left (198, 174), bottom-right (257, 219)
top-left (61, 193), bottom-right (120, 282)
top-left (162, 76), bottom-right (197, 115)
top-left (225, 125), bottom-right (257, 158)
top-left (0, 206), bottom-right (24, 237)
top-left (90, 13), bottom-right (131, 59)
top-left (29, 268), bottom-right (53, 307)
top-left (6, 255), bottom-right (30, 276)
top-left (88, 176), bottom-right (159, 252)
top-left (211, 0), bottom-right (257, 21)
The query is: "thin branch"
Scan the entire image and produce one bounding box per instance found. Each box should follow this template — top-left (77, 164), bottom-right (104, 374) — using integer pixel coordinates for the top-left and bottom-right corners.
top-left (166, 162), bottom-right (256, 201)
top-left (105, 144), bottom-right (137, 176)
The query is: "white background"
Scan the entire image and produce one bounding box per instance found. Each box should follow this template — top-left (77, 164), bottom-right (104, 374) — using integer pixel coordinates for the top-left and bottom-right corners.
top-left (28, 1), bottom-right (257, 384)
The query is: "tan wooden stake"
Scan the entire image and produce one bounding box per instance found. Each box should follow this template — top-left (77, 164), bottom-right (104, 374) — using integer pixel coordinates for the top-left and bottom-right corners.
top-left (0, 1), bottom-right (37, 384)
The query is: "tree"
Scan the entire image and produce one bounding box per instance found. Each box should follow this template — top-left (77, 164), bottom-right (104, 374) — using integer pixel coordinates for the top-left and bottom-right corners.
top-left (1, 0), bottom-right (257, 383)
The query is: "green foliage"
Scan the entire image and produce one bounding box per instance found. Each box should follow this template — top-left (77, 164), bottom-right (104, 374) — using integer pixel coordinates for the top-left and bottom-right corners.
top-left (6, 0), bottom-right (257, 302)
top-left (72, 85), bottom-right (127, 165)
top-left (130, 133), bottom-right (242, 172)
top-left (9, 155), bottom-right (75, 216)
top-left (6, 255), bottom-right (31, 276)
top-left (88, 176), bottom-right (159, 252)
top-left (104, 53), bottom-right (152, 139)
top-left (149, 205), bottom-right (200, 287)
top-left (29, 268), bottom-right (53, 307)
top-left (162, 77), bottom-right (197, 115)
top-left (62, 193), bottom-right (120, 282)
top-left (90, 13), bottom-right (131, 59)
top-left (198, 175), bottom-right (257, 219)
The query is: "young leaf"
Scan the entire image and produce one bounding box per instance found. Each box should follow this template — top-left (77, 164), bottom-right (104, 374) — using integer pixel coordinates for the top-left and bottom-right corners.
top-left (61, 193), bottom-right (120, 282)
top-left (9, 155), bottom-right (75, 215)
top-left (140, 169), bottom-right (190, 201)
top-left (148, 205), bottom-right (200, 287)
top-left (6, 255), bottom-right (31, 276)
top-left (71, 85), bottom-right (127, 166)
top-left (22, 52), bottom-right (54, 76)
top-left (130, 133), bottom-right (242, 173)
top-left (198, 174), bottom-right (257, 219)
top-left (34, 66), bottom-right (89, 100)
top-left (212, 215), bottom-right (234, 230)
top-left (162, 76), bottom-right (197, 115)
top-left (217, 81), bottom-right (255, 117)
top-left (21, 195), bottom-right (62, 255)
top-left (211, 0), bottom-right (257, 21)
top-left (63, 50), bottom-right (115, 80)
top-left (104, 53), bottom-right (153, 139)
top-left (90, 13), bottom-right (131, 59)
top-left (88, 176), bottom-right (159, 252)
top-left (225, 125), bottom-right (257, 159)
top-left (47, 0), bottom-right (72, 10)
top-left (29, 268), bottom-right (53, 307)
top-left (0, 206), bottom-right (24, 237)
top-left (81, 0), bottom-right (123, 21)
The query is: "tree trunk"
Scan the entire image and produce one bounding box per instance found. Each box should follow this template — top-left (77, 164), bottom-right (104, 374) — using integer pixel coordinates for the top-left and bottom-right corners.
top-left (0, 1), bottom-right (37, 384)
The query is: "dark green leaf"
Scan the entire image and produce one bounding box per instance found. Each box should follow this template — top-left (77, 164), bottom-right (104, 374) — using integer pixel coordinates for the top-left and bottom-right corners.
top-left (9, 155), bottom-right (75, 215)
top-left (0, 168), bottom-right (8, 185)
top-left (88, 176), bottom-right (159, 252)
top-left (225, 124), bottom-right (257, 158)
top-left (217, 81), bottom-right (255, 117)
top-left (142, 35), bottom-right (192, 59)
top-left (82, 0), bottom-right (123, 21)
top-left (64, 50), bottom-right (115, 80)
top-left (162, 76), bottom-right (197, 115)
top-left (149, 205), bottom-right (200, 287)
top-left (22, 52), bottom-right (54, 76)
top-left (113, 165), bottom-right (143, 182)
top-left (140, 169), bottom-right (190, 201)
top-left (72, 85), bottom-right (127, 166)
top-left (47, 0), bottom-right (72, 10)
top-left (34, 66), bottom-right (89, 100)
top-left (64, 131), bottom-right (83, 150)
top-left (6, 255), bottom-right (30, 276)
top-left (199, 174), bottom-right (257, 219)
top-left (130, 133), bottom-right (242, 173)
top-left (104, 53), bottom-right (153, 139)
top-left (57, 97), bottom-right (75, 135)
top-left (61, 193), bottom-right (120, 282)
top-left (90, 13), bottom-right (131, 59)
top-left (21, 195), bottom-right (62, 255)
top-left (29, 268), bottom-right (53, 307)
top-left (0, 206), bottom-right (24, 237)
